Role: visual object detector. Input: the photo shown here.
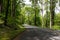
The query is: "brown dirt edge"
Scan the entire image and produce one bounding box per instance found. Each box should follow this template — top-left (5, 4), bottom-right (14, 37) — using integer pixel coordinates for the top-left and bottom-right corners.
top-left (10, 28), bottom-right (26, 40)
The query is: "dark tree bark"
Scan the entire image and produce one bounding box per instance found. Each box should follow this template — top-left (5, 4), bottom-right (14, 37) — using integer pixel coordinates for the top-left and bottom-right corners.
top-left (34, 8), bottom-right (37, 25)
top-left (0, 0), bottom-right (1, 13)
top-left (34, 0), bottom-right (37, 25)
top-left (50, 0), bottom-right (56, 27)
top-left (46, 0), bottom-right (49, 27)
top-left (11, 0), bottom-right (17, 27)
top-left (46, 11), bottom-right (48, 27)
top-left (0, 0), bottom-right (2, 13)
top-left (4, 0), bottom-right (10, 26)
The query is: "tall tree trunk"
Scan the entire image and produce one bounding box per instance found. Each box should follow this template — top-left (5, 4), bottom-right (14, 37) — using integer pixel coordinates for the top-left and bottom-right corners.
top-left (41, 8), bottom-right (44, 28)
top-left (11, 0), bottom-right (16, 27)
top-left (28, 13), bottom-right (30, 24)
top-left (34, 0), bottom-right (37, 25)
top-left (39, 0), bottom-right (44, 27)
top-left (12, 0), bottom-right (16, 17)
top-left (50, 0), bottom-right (56, 28)
top-left (4, 0), bottom-right (10, 26)
top-left (34, 7), bottom-right (37, 25)
top-left (0, 0), bottom-right (2, 13)
top-left (46, 11), bottom-right (48, 27)
top-left (0, 0), bottom-right (1, 13)
top-left (46, 0), bottom-right (49, 27)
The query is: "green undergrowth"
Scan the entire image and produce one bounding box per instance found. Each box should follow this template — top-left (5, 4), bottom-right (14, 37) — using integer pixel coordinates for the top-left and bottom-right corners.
top-left (52, 25), bottom-right (60, 30)
top-left (0, 25), bottom-right (25, 40)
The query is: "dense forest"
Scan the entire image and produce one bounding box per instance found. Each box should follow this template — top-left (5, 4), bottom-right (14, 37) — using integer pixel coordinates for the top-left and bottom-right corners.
top-left (0, 0), bottom-right (60, 40)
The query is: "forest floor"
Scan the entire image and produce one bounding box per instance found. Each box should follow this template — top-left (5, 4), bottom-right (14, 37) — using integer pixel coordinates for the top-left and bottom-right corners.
top-left (13, 24), bottom-right (60, 40)
top-left (0, 25), bottom-right (25, 40)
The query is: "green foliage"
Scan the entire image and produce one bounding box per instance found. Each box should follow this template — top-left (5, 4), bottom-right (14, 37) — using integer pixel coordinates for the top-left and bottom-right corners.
top-left (44, 13), bottom-right (60, 29)
top-left (54, 13), bottom-right (60, 26)
top-left (52, 25), bottom-right (60, 30)
top-left (21, 6), bottom-right (42, 26)
top-left (0, 1), bottom-right (60, 40)
top-left (0, 27), bottom-right (25, 40)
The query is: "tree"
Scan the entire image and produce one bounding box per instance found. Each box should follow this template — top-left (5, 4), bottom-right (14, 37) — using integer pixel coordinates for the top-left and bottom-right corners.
top-left (45, 0), bottom-right (50, 27)
top-left (30, 0), bottom-right (37, 25)
top-left (44, 12), bottom-right (50, 28)
top-left (0, 0), bottom-right (2, 13)
top-left (4, 0), bottom-right (10, 26)
top-left (30, 0), bottom-right (40, 26)
top-left (50, 0), bottom-right (56, 28)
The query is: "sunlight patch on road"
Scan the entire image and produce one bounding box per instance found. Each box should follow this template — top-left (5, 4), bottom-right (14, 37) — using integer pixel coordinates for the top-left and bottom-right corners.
top-left (49, 36), bottom-right (60, 40)
top-left (23, 24), bottom-right (39, 28)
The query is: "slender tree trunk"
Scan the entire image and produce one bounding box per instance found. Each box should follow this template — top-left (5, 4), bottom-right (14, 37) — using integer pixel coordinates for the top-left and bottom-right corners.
top-left (46, 0), bottom-right (49, 27)
top-left (4, 0), bottom-right (9, 26)
top-left (34, 7), bottom-right (36, 25)
top-left (50, 0), bottom-right (56, 28)
top-left (11, 0), bottom-right (16, 27)
top-left (50, 12), bottom-right (52, 28)
top-left (34, 0), bottom-right (37, 25)
top-left (46, 11), bottom-right (48, 27)
top-left (41, 8), bottom-right (44, 28)
top-left (41, 0), bottom-right (44, 28)
top-left (0, 0), bottom-right (2, 13)
top-left (0, 0), bottom-right (1, 13)
top-left (12, 0), bottom-right (16, 17)
top-left (27, 12), bottom-right (31, 24)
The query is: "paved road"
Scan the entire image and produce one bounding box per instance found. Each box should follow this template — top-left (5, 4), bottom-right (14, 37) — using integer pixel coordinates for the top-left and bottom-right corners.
top-left (23, 24), bottom-right (39, 28)
top-left (13, 24), bottom-right (60, 40)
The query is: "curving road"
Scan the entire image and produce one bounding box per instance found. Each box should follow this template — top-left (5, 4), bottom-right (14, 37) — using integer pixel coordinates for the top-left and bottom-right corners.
top-left (13, 24), bottom-right (60, 40)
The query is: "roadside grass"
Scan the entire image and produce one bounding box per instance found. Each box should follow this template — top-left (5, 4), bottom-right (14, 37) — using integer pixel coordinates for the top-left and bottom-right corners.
top-left (0, 25), bottom-right (25, 40)
top-left (52, 25), bottom-right (60, 30)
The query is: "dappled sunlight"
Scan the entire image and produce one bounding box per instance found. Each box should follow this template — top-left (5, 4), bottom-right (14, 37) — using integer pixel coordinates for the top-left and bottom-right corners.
top-left (49, 36), bottom-right (60, 40)
top-left (0, 0), bottom-right (60, 40)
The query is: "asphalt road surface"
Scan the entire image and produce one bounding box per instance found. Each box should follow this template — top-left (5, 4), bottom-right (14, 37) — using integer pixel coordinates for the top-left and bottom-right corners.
top-left (13, 24), bottom-right (60, 40)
